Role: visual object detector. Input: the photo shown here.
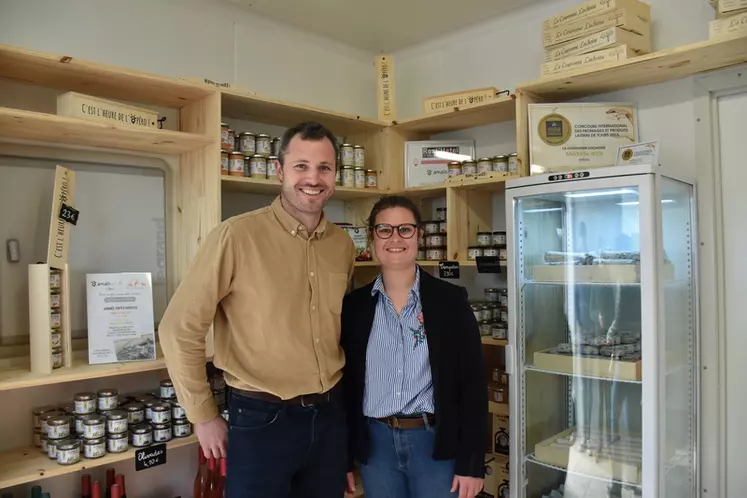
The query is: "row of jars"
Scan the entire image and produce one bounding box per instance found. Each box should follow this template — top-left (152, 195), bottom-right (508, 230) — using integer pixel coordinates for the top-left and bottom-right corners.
top-left (49, 268), bottom-right (65, 369)
top-left (221, 150), bottom-right (279, 179)
top-left (221, 124), bottom-right (279, 157)
top-left (335, 166), bottom-right (378, 189)
top-left (447, 153), bottom-right (519, 178)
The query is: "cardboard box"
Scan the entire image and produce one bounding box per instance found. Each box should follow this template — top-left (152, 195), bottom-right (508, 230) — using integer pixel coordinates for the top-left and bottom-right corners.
top-left (710, 0), bottom-right (747, 14)
top-left (543, 0), bottom-right (650, 32)
top-left (57, 92), bottom-right (159, 129)
top-left (541, 45), bottom-right (636, 76)
top-left (717, 7), bottom-right (747, 18)
top-left (709, 11), bottom-right (747, 39)
top-left (543, 8), bottom-right (650, 48)
top-left (529, 102), bottom-right (638, 174)
top-left (422, 87), bottom-right (500, 114)
top-left (543, 26), bottom-right (651, 62)
top-left (492, 413), bottom-right (509, 456)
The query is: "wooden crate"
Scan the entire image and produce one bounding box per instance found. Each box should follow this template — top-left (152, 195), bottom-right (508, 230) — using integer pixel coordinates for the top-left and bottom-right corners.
top-left (709, 0), bottom-right (747, 14)
top-left (422, 87), bottom-right (501, 114)
top-left (533, 348), bottom-right (642, 381)
top-left (710, 11), bottom-right (747, 39)
top-left (543, 26), bottom-right (651, 63)
top-left (541, 45), bottom-right (638, 77)
top-left (542, 0), bottom-right (651, 33)
top-left (543, 8), bottom-right (650, 48)
top-left (57, 91), bottom-right (159, 129)
top-left (535, 427), bottom-right (642, 484)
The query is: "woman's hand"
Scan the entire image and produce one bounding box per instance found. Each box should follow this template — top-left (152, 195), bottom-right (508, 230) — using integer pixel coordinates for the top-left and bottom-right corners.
top-left (451, 475), bottom-right (484, 498)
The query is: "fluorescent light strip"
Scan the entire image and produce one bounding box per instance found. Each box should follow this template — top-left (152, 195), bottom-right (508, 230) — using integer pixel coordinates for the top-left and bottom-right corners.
top-left (616, 200), bottom-right (675, 206)
top-left (565, 189), bottom-right (637, 198)
top-left (524, 207), bottom-right (563, 213)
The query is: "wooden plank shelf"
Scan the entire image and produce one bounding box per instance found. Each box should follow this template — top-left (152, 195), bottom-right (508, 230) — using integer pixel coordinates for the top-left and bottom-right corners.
top-left (392, 94), bottom-right (517, 135)
top-left (481, 337), bottom-right (508, 346)
top-left (0, 44), bottom-right (214, 108)
top-left (221, 90), bottom-right (387, 136)
top-left (0, 347), bottom-right (178, 392)
top-left (221, 176), bottom-right (389, 200)
top-left (0, 435), bottom-right (198, 489)
top-left (0, 108), bottom-right (214, 154)
top-left (447, 173), bottom-right (522, 191)
top-left (517, 33), bottom-right (747, 100)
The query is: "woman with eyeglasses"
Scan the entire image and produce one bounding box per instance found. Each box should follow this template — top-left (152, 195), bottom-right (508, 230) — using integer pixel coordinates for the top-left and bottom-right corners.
top-left (341, 195), bottom-right (487, 498)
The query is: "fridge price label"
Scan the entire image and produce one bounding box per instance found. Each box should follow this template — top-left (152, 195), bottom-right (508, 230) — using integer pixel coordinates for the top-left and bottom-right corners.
top-left (135, 443), bottom-right (167, 471)
top-left (439, 261), bottom-right (460, 279)
top-left (548, 171), bottom-right (590, 182)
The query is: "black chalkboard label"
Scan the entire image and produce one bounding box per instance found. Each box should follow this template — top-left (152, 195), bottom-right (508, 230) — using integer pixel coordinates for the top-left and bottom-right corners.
top-left (58, 203), bottom-right (80, 225)
top-left (135, 443), bottom-right (167, 471)
top-left (476, 256), bottom-right (501, 274)
top-left (439, 261), bottom-right (460, 279)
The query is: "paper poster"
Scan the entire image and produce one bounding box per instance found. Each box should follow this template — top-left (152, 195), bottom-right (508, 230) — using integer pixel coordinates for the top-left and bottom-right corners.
top-left (86, 272), bottom-right (156, 364)
top-left (616, 140), bottom-right (660, 166)
top-left (404, 140), bottom-right (475, 188)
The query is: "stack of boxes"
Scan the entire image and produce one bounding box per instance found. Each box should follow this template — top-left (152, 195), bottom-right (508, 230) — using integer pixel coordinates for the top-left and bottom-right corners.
top-left (709, 0), bottom-right (747, 39)
top-left (540, 0), bottom-right (652, 77)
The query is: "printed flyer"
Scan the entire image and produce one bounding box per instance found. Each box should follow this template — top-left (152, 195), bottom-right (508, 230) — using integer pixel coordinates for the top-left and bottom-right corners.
top-left (86, 272), bottom-right (156, 364)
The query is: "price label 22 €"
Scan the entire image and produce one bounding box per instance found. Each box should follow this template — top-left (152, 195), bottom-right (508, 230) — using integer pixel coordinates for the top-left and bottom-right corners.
top-left (135, 443), bottom-right (167, 471)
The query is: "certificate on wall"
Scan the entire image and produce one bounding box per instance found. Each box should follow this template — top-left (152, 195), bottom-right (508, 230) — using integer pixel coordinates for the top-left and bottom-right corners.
top-left (86, 272), bottom-right (156, 364)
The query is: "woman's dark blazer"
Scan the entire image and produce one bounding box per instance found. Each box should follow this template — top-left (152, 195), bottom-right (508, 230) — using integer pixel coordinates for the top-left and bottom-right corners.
top-left (341, 267), bottom-right (488, 478)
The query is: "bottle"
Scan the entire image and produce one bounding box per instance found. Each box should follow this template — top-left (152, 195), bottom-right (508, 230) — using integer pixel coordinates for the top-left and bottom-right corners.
top-left (31, 487), bottom-right (42, 498)
top-left (212, 458), bottom-right (226, 498)
top-left (81, 474), bottom-right (92, 498)
top-left (92, 481), bottom-right (102, 498)
top-left (193, 447), bottom-right (208, 498)
top-left (105, 469), bottom-right (115, 498)
top-left (110, 485), bottom-right (121, 498)
top-left (115, 475), bottom-right (127, 498)
top-left (206, 457), bottom-right (217, 498)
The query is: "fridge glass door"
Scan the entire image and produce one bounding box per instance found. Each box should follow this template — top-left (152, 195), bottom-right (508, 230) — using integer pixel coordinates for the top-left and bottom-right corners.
top-left (515, 182), bottom-right (646, 498)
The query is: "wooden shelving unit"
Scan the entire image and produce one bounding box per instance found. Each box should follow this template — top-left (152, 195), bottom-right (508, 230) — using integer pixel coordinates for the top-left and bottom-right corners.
top-left (0, 435), bottom-right (198, 489)
top-left (517, 33), bottom-right (747, 100)
top-left (482, 337), bottom-right (508, 347)
top-left (0, 108), bottom-right (214, 154)
top-left (392, 94), bottom-right (516, 134)
top-left (221, 176), bottom-right (389, 200)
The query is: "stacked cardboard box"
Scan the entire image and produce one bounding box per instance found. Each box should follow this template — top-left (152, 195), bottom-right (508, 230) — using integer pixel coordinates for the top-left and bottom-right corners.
top-left (709, 0), bottom-right (747, 39)
top-left (541, 0), bottom-right (652, 77)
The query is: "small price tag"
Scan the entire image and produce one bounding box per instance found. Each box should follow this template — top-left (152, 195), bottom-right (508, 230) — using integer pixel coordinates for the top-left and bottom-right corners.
top-left (476, 256), bottom-right (501, 274)
top-left (439, 261), bottom-right (460, 279)
top-left (58, 203), bottom-right (80, 226)
top-left (135, 443), bottom-right (167, 471)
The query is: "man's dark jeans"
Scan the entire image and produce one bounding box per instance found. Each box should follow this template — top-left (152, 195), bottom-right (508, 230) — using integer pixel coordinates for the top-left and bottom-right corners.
top-left (225, 387), bottom-right (347, 498)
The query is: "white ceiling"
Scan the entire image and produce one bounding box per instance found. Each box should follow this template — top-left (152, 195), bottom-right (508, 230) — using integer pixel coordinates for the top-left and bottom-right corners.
top-left (227, 0), bottom-right (545, 52)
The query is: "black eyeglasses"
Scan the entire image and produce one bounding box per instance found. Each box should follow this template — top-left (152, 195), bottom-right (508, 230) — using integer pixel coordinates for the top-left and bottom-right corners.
top-left (373, 223), bottom-right (418, 239)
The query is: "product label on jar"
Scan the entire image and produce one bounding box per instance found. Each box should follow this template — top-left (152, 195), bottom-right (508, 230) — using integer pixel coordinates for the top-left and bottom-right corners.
top-left (229, 157), bottom-right (244, 176)
top-left (51, 332), bottom-right (62, 349)
top-left (221, 156), bottom-right (229, 173)
top-left (84, 423), bottom-right (106, 439)
top-left (128, 410), bottom-right (145, 425)
top-left (354, 169), bottom-right (365, 188)
top-left (47, 443), bottom-right (57, 459)
top-left (468, 248), bottom-right (483, 260)
top-left (354, 148), bottom-right (365, 167)
top-left (98, 396), bottom-right (118, 411)
top-left (462, 164), bottom-right (477, 176)
top-left (477, 161), bottom-right (492, 175)
top-left (250, 159), bottom-right (267, 177)
top-left (477, 234), bottom-right (492, 246)
top-left (52, 351), bottom-right (63, 368)
top-left (365, 172), bottom-right (377, 188)
top-left (160, 385), bottom-right (175, 399)
top-left (51, 312), bottom-right (61, 328)
top-left (84, 442), bottom-right (106, 459)
top-left (501, 310), bottom-right (509, 323)
top-left (75, 399), bottom-right (95, 415)
top-left (173, 423), bottom-right (192, 437)
top-left (257, 140), bottom-right (272, 156)
top-left (508, 156), bottom-right (518, 174)
top-left (50, 293), bottom-right (61, 309)
top-left (145, 407), bottom-right (153, 421)
top-left (151, 411), bottom-right (171, 424)
top-left (108, 437), bottom-right (128, 453)
top-left (342, 168), bottom-right (355, 187)
top-left (172, 406), bottom-right (186, 420)
top-left (133, 432), bottom-right (153, 447)
top-left (448, 165), bottom-right (462, 177)
top-left (341, 227), bottom-right (371, 262)
top-left (493, 160), bottom-right (508, 173)
top-left (48, 424), bottom-right (70, 439)
top-left (57, 447), bottom-right (80, 465)
top-left (153, 427), bottom-right (172, 442)
top-left (221, 129), bottom-right (230, 147)
top-left (484, 248), bottom-right (499, 257)
top-left (426, 248), bottom-right (444, 261)
top-left (342, 148), bottom-right (355, 166)
top-left (240, 136), bottom-right (256, 154)
top-left (107, 418), bottom-right (128, 434)
top-left (49, 273), bottom-right (61, 289)
top-left (267, 159), bottom-right (278, 178)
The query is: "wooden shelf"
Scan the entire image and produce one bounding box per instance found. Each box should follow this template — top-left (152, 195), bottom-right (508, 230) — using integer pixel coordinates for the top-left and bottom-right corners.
top-left (482, 337), bottom-right (508, 346)
top-left (0, 347), bottom-right (175, 392)
top-left (517, 33), bottom-right (747, 100)
top-left (447, 173), bottom-right (522, 191)
top-left (393, 183), bottom-right (447, 199)
top-left (0, 435), bottom-right (198, 488)
top-left (221, 90), bottom-right (387, 136)
top-left (0, 44), bottom-right (213, 108)
top-left (0, 108), bottom-right (214, 154)
top-left (392, 94), bottom-right (517, 135)
top-left (221, 176), bottom-right (389, 200)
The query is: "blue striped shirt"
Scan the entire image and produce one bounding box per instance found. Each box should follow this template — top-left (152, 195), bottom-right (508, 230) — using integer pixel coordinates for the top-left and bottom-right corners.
top-left (362, 270), bottom-right (435, 418)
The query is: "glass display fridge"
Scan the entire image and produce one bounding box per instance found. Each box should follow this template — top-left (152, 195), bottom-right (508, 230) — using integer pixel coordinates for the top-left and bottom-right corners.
top-left (504, 165), bottom-right (698, 498)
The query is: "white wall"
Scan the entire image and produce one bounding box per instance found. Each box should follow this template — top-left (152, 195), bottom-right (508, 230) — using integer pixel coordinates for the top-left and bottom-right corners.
top-left (0, 0), bottom-right (377, 118)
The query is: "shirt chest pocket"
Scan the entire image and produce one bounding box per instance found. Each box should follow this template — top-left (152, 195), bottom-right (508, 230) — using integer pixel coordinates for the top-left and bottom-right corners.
top-left (327, 273), bottom-right (348, 315)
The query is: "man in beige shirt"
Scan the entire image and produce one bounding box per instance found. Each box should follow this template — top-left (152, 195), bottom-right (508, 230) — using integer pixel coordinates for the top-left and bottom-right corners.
top-left (159, 121), bottom-right (356, 498)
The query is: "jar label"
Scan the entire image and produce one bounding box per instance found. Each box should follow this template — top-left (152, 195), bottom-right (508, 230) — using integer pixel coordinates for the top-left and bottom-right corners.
top-left (241, 137), bottom-right (256, 154)
top-left (354, 170), bottom-right (365, 189)
top-left (51, 313), bottom-right (61, 328)
top-left (257, 140), bottom-right (271, 156)
top-left (152, 411), bottom-right (171, 424)
top-left (354, 149), bottom-right (365, 167)
top-left (107, 419), bottom-right (128, 434)
top-left (47, 444), bottom-right (57, 459)
top-left (250, 160), bottom-right (267, 177)
top-left (508, 156), bottom-right (518, 173)
top-left (84, 442), bottom-right (106, 459)
top-left (75, 399), bottom-right (96, 415)
top-left (108, 437), bottom-right (128, 453)
top-left (50, 293), bottom-right (61, 309)
top-left (229, 157), bottom-right (244, 176)
top-left (84, 423), bottom-right (106, 439)
top-left (57, 447), bottom-right (80, 465)
top-left (174, 423), bottom-right (192, 437)
top-left (98, 396), bottom-right (118, 411)
top-left (128, 411), bottom-right (145, 425)
top-left (220, 157), bottom-right (229, 173)
top-left (267, 159), bottom-right (278, 178)
top-left (173, 406), bottom-right (186, 420)
top-left (133, 432), bottom-right (153, 447)
top-left (49, 273), bottom-right (61, 288)
top-left (51, 333), bottom-right (61, 349)
top-left (342, 169), bottom-right (355, 187)
top-left (160, 386), bottom-right (175, 399)
top-left (154, 428), bottom-right (172, 442)
top-left (342, 148), bottom-right (355, 166)
top-left (48, 424), bottom-right (70, 439)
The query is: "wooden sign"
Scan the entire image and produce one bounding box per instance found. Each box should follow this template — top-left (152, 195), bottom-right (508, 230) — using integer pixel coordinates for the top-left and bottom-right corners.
top-left (375, 55), bottom-right (397, 122)
top-left (178, 77), bottom-right (256, 95)
top-left (57, 91), bottom-right (158, 129)
top-left (47, 166), bottom-right (76, 270)
top-left (439, 261), bottom-right (460, 279)
top-left (543, 8), bottom-right (650, 48)
top-left (542, 27), bottom-right (650, 63)
top-left (423, 87), bottom-right (501, 114)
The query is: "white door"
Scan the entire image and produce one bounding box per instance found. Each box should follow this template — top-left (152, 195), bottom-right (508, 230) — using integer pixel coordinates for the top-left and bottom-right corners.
top-left (717, 89), bottom-right (747, 498)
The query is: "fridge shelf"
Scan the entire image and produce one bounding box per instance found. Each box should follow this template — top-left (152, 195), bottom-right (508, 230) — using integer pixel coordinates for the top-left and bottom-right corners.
top-left (530, 426), bottom-right (643, 487)
top-left (526, 453), bottom-right (642, 489)
top-left (525, 364), bottom-right (643, 384)
top-left (533, 349), bottom-right (642, 382)
top-left (531, 264), bottom-right (675, 284)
